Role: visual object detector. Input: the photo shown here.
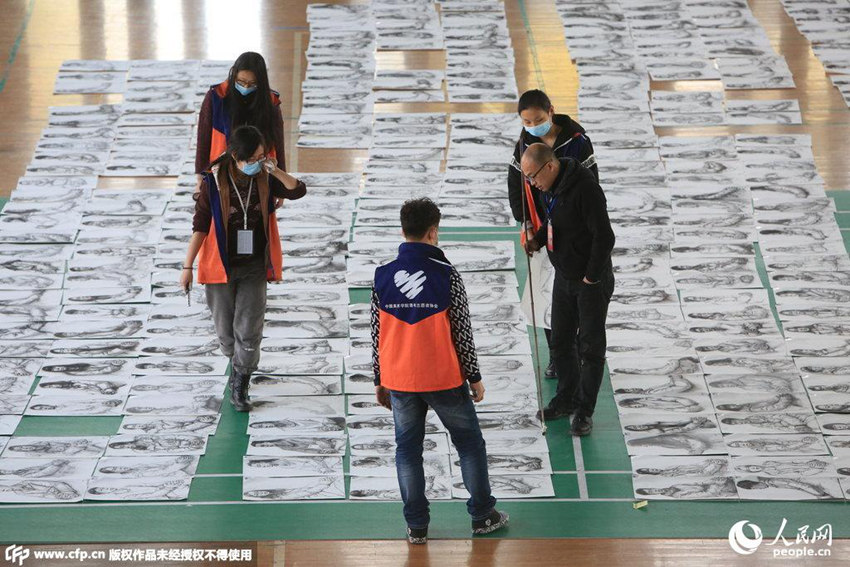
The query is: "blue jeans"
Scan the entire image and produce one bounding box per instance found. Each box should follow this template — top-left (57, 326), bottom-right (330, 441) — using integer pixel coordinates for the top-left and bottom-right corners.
top-left (390, 385), bottom-right (496, 528)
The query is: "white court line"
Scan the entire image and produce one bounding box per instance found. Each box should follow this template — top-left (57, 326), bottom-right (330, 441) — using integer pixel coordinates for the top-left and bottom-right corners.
top-left (572, 436), bottom-right (590, 500)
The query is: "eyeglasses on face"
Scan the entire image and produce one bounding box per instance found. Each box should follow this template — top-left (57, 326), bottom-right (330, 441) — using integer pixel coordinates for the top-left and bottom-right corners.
top-left (245, 154), bottom-right (266, 165)
top-left (524, 159), bottom-right (551, 181)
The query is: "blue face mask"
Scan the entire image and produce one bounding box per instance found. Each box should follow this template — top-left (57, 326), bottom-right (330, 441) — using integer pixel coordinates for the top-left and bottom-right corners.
top-left (234, 82), bottom-right (257, 96)
top-left (240, 161), bottom-right (262, 176)
top-left (525, 120), bottom-right (552, 138)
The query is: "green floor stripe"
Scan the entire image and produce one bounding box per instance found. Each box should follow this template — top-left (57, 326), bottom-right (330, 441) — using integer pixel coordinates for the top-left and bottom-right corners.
top-left (2, 499), bottom-right (850, 543)
top-left (516, 0), bottom-right (545, 90)
top-left (827, 190), bottom-right (850, 211)
top-left (13, 416), bottom-right (122, 437)
top-left (586, 473), bottom-right (634, 499)
top-left (0, 0), bottom-right (34, 93)
top-left (551, 474), bottom-right (581, 499)
top-left (188, 476), bottom-right (244, 502)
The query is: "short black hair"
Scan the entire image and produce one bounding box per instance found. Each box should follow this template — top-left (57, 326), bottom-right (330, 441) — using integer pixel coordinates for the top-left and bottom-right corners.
top-left (228, 125), bottom-right (266, 162)
top-left (517, 89), bottom-right (552, 115)
top-left (400, 198), bottom-right (441, 239)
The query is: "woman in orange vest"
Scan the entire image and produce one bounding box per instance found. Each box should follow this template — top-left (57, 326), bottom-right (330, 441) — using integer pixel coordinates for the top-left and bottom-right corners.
top-left (194, 51), bottom-right (287, 194)
top-left (181, 125), bottom-right (306, 411)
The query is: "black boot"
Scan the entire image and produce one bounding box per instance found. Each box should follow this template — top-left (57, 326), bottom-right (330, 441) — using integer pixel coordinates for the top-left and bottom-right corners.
top-left (230, 372), bottom-right (252, 412)
top-left (571, 413), bottom-right (593, 437)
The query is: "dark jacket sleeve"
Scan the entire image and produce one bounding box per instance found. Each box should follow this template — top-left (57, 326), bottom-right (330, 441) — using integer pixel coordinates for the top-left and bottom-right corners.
top-left (580, 179), bottom-right (615, 282)
top-left (532, 223), bottom-right (547, 249)
top-left (580, 134), bottom-right (599, 182)
top-left (272, 104), bottom-right (286, 172)
top-left (509, 138), bottom-right (547, 226)
top-left (269, 174), bottom-right (307, 201)
top-left (192, 179), bottom-right (212, 234)
top-left (194, 91), bottom-right (214, 174)
top-left (370, 288), bottom-right (381, 386)
top-left (447, 269), bottom-right (482, 383)
top-left (508, 140), bottom-right (526, 224)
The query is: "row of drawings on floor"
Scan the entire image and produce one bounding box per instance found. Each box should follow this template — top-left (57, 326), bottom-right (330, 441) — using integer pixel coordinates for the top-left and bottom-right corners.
top-left (778, 0), bottom-right (850, 106)
top-left (0, 0), bottom-right (557, 503)
top-left (553, 0), bottom-right (850, 500)
top-left (3, 0), bottom-right (848, 505)
top-left (244, 0), bottom-right (555, 502)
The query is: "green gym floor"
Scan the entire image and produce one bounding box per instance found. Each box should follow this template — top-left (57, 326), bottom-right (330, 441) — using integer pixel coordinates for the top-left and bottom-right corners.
top-left (1, 194), bottom-right (849, 544)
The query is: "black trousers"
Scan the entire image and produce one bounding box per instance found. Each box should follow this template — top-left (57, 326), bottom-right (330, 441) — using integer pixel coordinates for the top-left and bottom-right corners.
top-left (548, 268), bottom-right (614, 416)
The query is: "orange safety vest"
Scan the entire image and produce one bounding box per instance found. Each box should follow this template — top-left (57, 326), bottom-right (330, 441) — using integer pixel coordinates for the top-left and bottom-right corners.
top-left (374, 243), bottom-right (464, 393)
top-left (520, 178), bottom-right (543, 246)
top-left (207, 81), bottom-right (282, 167)
top-left (196, 165), bottom-right (282, 284)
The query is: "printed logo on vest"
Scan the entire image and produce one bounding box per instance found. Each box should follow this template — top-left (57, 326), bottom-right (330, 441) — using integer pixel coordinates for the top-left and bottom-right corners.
top-left (394, 270), bottom-right (426, 299)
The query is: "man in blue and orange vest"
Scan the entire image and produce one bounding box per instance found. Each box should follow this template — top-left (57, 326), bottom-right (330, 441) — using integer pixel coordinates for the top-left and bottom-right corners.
top-left (371, 198), bottom-right (508, 545)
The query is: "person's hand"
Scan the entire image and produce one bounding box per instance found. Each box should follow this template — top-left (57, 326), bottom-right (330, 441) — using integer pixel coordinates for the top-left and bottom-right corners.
top-left (274, 197), bottom-right (284, 210)
top-left (375, 385), bottom-right (392, 410)
top-left (179, 269), bottom-right (193, 292)
top-left (524, 237), bottom-right (541, 256)
top-left (194, 174), bottom-right (203, 194)
top-left (582, 276), bottom-right (599, 285)
top-left (263, 157), bottom-right (277, 173)
top-left (470, 381), bottom-right (485, 403)
top-left (525, 228), bottom-right (536, 244)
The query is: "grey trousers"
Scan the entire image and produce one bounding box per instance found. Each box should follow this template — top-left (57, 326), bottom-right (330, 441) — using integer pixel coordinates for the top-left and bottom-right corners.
top-left (204, 259), bottom-right (267, 376)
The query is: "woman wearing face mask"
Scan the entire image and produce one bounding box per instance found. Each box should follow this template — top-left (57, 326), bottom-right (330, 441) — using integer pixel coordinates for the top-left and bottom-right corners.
top-left (181, 125), bottom-right (306, 412)
top-left (194, 51), bottom-right (287, 194)
top-left (507, 89), bottom-right (598, 389)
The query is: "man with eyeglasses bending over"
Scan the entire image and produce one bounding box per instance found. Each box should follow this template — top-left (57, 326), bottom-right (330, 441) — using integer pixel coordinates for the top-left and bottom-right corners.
top-left (520, 143), bottom-right (615, 437)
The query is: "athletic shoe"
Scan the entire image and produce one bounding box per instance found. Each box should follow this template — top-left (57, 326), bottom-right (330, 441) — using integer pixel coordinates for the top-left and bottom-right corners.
top-left (472, 510), bottom-right (509, 535)
top-left (407, 526), bottom-right (428, 544)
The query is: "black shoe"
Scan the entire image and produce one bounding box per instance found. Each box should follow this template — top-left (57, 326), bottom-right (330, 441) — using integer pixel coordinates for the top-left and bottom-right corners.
top-left (407, 526), bottom-right (428, 544)
top-left (571, 414), bottom-right (593, 436)
top-left (536, 403), bottom-right (572, 421)
top-left (472, 510), bottom-right (509, 535)
top-left (230, 372), bottom-right (252, 412)
top-left (544, 360), bottom-right (557, 379)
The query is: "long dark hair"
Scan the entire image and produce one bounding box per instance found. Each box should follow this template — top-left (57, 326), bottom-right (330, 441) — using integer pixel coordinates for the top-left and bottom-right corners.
top-left (224, 52), bottom-right (280, 154)
top-left (210, 125), bottom-right (266, 170)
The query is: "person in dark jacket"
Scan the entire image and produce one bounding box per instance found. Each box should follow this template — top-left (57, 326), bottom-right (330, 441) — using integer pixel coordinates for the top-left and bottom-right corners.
top-left (520, 143), bottom-right (615, 436)
top-left (508, 89), bottom-right (597, 382)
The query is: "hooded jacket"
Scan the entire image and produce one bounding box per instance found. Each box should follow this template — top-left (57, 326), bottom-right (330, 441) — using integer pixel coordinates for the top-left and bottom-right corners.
top-left (508, 114), bottom-right (597, 228)
top-left (533, 157), bottom-right (615, 282)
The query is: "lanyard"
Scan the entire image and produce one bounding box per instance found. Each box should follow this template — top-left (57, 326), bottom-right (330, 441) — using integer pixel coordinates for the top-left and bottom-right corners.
top-left (228, 172), bottom-right (253, 230)
top-left (544, 194), bottom-right (558, 220)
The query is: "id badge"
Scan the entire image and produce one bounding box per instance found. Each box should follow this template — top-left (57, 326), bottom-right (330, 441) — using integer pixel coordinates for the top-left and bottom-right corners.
top-left (237, 229), bottom-right (254, 255)
top-left (547, 223), bottom-right (554, 252)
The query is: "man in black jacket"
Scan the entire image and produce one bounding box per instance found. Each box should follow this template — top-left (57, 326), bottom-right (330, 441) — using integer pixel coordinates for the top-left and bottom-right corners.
top-left (520, 143), bottom-right (615, 436)
top-left (508, 90), bottom-right (597, 381)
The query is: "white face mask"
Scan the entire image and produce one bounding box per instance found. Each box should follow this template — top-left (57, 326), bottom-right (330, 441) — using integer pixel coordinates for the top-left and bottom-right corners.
top-left (524, 120), bottom-right (552, 137)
